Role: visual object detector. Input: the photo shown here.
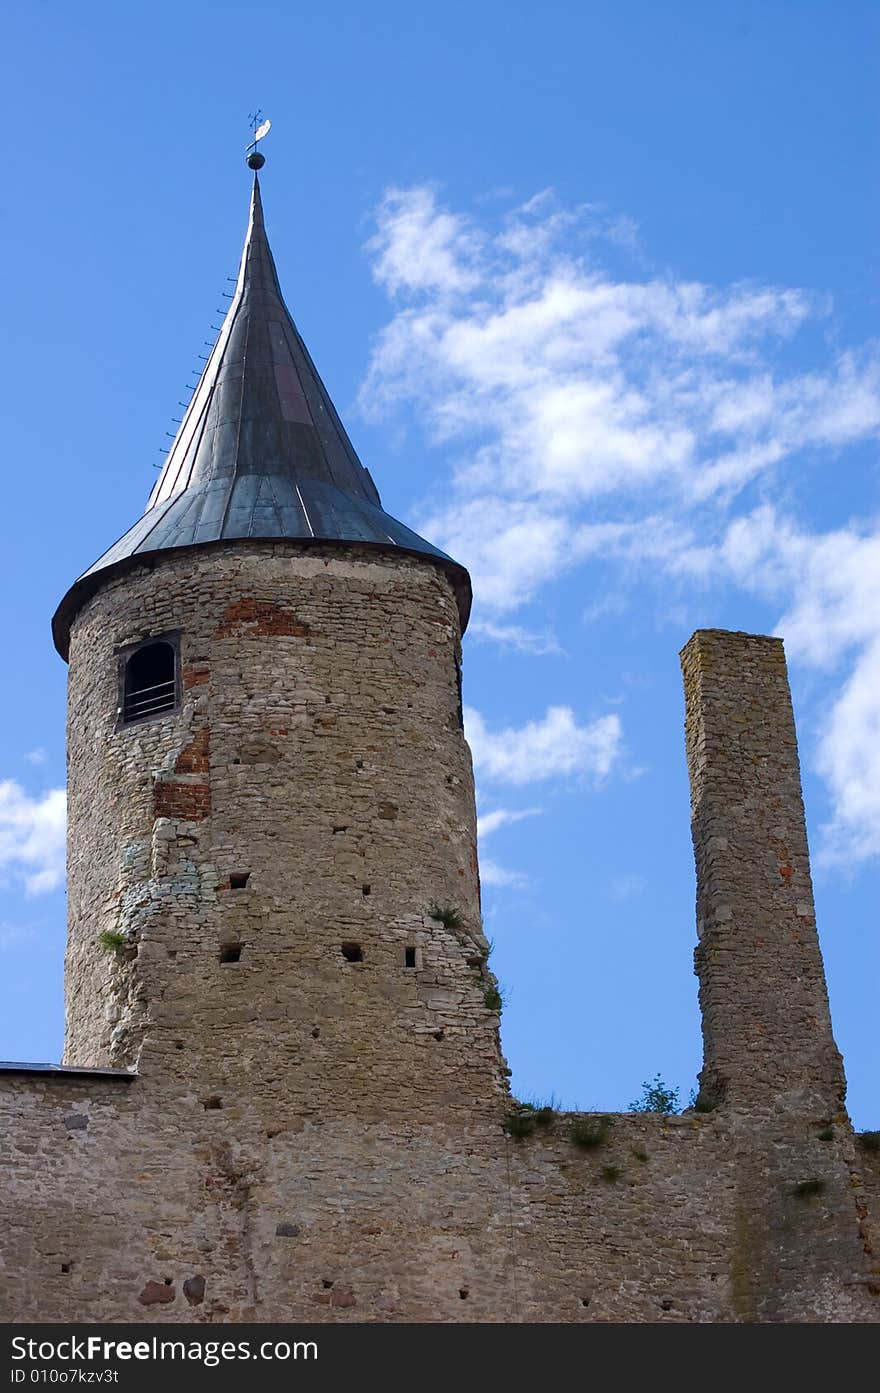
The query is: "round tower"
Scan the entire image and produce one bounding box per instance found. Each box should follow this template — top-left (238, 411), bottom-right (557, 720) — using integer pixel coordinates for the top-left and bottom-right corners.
top-left (53, 167), bottom-right (507, 1124)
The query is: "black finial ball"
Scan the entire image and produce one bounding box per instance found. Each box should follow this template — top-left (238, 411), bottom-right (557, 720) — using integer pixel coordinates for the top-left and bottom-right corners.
top-left (247, 150), bottom-right (266, 171)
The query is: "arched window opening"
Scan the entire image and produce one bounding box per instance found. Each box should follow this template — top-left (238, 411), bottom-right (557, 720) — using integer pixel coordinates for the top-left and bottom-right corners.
top-left (122, 640), bottom-right (177, 724)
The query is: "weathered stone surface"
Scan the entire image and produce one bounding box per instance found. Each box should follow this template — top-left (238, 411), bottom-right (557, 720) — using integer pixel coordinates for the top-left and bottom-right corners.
top-left (183, 1275), bottom-right (206, 1305)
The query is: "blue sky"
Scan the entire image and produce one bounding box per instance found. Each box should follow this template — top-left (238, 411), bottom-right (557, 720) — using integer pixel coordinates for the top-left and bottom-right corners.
top-left (1, 1), bottom-right (877, 1125)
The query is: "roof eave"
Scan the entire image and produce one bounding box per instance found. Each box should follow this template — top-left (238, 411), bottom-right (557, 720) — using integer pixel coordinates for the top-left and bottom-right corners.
top-left (52, 536), bottom-right (473, 660)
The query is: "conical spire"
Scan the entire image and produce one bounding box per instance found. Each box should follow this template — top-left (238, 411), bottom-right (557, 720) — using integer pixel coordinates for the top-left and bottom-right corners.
top-left (53, 172), bottom-right (470, 658)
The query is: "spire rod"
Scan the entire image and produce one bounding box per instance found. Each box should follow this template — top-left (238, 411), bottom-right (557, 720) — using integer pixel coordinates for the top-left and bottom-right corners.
top-left (246, 110), bottom-right (270, 170)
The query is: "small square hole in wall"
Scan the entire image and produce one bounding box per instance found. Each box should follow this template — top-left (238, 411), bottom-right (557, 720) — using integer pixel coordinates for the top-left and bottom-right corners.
top-left (341, 943), bottom-right (363, 963)
top-left (61, 1263), bottom-right (72, 1274)
top-left (203, 1096), bottom-right (223, 1110)
top-left (219, 944), bottom-right (242, 964)
top-left (405, 947), bottom-right (417, 968)
top-left (362, 884), bottom-right (371, 897)
top-left (230, 872), bottom-right (250, 890)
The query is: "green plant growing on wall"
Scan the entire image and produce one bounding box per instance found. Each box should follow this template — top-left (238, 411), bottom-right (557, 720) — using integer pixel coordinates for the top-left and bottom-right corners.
top-left (483, 985), bottom-right (503, 1012)
top-left (426, 902), bottom-right (464, 930)
top-left (689, 1085), bottom-right (721, 1114)
top-left (630, 1075), bottom-right (680, 1114)
top-left (601, 1164), bottom-right (621, 1183)
top-left (791, 1178), bottom-right (826, 1199)
top-left (98, 930), bottom-right (128, 958)
top-left (817, 1126), bottom-right (835, 1142)
top-left (570, 1116), bottom-right (612, 1150)
top-left (503, 1111), bottom-right (536, 1140)
top-left (857, 1131), bottom-right (880, 1152)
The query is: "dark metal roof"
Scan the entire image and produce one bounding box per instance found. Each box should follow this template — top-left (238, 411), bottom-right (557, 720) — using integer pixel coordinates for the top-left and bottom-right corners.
top-left (52, 173), bottom-right (470, 658)
top-left (0, 1061), bottom-right (136, 1080)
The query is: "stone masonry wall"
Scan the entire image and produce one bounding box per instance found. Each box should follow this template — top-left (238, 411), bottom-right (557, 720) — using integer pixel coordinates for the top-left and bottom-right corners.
top-left (0, 586), bottom-right (876, 1322)
top-left (681, 629), bottom-right (845, 1115)
top-left (61, 543), bottom-right (506, 1118)
top-left (1, 1075), bottom-right (875, 1322)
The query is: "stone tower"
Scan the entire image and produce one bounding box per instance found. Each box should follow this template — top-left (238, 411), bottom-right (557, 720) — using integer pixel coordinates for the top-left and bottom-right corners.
top-left (52, 166), bottom-right (508, 1121)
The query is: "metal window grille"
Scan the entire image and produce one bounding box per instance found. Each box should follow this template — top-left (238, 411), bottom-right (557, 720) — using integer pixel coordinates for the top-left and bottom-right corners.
top-left (122, 642), bottom-right (177, 723)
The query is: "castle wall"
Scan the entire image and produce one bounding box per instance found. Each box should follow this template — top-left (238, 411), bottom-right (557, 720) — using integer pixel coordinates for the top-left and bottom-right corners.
top-left (0, 1075), bottom-right (874, 1322)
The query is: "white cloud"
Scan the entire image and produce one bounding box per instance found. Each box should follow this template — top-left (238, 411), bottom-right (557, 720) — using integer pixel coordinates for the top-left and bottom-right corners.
top-left (366, 186), bottom-right (480, 297)
top-left (815, 637), bottom-right (880, 865)
top-left (24, 749), bottom-right (48, 766)
top-left (468, 618), bottom-right (562, 655)
top-left (0, 780), bottom-right (66, 896)
top-left (716, 505), bottom-right (880, 863)
top-left (362, 184), bottom-right (880, 869)
top-left (477, 807), bottom-right (542, 838)
top-left (473, 808), bottom-right (542, 892)
top-left (361, 187), bottom-right (879, 613)
top-left (479, 856), bottom-right (529, 890)
top-left (466, 705), bottom-right (623, 786)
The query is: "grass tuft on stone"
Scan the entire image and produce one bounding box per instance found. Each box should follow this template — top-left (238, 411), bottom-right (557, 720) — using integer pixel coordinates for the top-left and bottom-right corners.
top-left (98, 930), bottom-right (128, 957)
top-left (791, 1177), bottom-right (826, 1199)
top-left (503, 1111), bottom-right (536, 1140)
top-left (692, 1089), bottom-right (721, 1114)
top-left (425, 902), bottom-right (464, 930)
top-left (570, 1116), bottom-right (612, 1151)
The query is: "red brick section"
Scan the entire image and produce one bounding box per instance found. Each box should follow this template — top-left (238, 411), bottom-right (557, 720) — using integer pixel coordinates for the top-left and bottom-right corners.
top-left (215, 599), bottom-right (311, 638)
top-left (138, 1281), bottom-right (175, 1306)
top-left (153, 781), bottom-right (211, 820)
top-left (182, 663), bottom-right (209, 688)
top-left (175, 728), bottom-right (210, 774)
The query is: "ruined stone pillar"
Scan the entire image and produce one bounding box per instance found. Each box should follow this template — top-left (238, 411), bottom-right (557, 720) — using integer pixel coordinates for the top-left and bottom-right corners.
top-left (680, 629), bottom-right (846, 1113)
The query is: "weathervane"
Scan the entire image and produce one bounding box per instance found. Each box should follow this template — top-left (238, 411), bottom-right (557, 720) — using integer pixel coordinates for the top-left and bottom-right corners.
top-left (246, 110), bottom-right (271, 170)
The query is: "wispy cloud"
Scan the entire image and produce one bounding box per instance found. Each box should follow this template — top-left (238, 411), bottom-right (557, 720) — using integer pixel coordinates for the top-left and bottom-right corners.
top-left (610, 874), bottom-right (645, 902)
top-left (0, 780), bottom-right (66, 896)
top-left (474, 807), bottom-right (542, 892)
top-left (719, 505), bottom-right (880, 864)
top-left (466, 705), bottom-right (623, 786)
top-left (362, 184), bottom-right (880, 867)
top-left (468, 618), bottom-right (562, 655)
top-left (24, 749), bottom-right (48, 766)
top-left (477, 806), bottom-right (542, 838)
